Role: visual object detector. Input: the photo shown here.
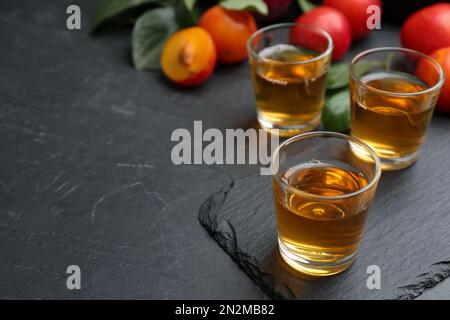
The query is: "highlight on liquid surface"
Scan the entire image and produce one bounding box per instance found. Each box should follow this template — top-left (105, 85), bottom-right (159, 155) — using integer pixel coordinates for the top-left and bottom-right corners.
top-left (351, 70), bottom-right (435, 163)
top-left (273, 162), bottom-right (370, 273)
top-left (250, 44), bottom-right (328, 135)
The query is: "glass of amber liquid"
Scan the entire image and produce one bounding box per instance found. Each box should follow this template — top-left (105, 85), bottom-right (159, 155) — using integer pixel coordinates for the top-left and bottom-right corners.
top-left (350, 47), bottom-right (445, 170)
top-left (271, 132), bottom-right (381, 276)
top-left (247, 23), bottom-right (333, 137)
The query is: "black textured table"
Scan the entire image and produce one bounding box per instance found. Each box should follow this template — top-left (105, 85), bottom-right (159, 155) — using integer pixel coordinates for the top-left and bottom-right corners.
top-left (0, 0), bottom-right (449, 299)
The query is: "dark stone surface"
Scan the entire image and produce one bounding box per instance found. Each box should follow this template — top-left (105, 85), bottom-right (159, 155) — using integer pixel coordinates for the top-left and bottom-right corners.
top-left (1, 0), bottom-right (449, 299)
top-left (198, 135), bottom-right (450, 299)
top-left (0, 0), bottom-right (264, 299)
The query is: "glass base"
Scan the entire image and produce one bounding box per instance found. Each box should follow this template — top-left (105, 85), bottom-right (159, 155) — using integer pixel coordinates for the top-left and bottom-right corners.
top-left (257, 114), bottom-right (320, 137)
top-left (278, 238), bottom-right (356, 277)
top-left (379, 150), bottom-right (419, 171)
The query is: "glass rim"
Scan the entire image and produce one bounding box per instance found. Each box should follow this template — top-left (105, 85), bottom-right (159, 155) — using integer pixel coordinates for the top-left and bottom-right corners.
top-left (271, 131), bottom-right (382, 200)
top-left (246, 22), bottom-right (334, 66)
top-left (350, 47), bottom-right (446, 98)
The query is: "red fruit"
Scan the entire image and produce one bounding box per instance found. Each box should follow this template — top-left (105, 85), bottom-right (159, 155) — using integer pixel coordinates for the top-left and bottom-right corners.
top-left (324, 0), bottom-right (382, 39)
top-left (401, 3), bottom-right (450, 55)
top-left (161, 27), bottom-right (217, 86)
top-left (257, 0), bottom-right (293, 24)
top-left (294, 7), bottom-right (352, 61)
top-left (198, 6), bottom-right (257, 64)
top-left (417, 47), bottom-right (450, 113)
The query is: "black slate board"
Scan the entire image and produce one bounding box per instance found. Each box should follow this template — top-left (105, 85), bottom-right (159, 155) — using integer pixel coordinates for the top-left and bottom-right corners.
top-left (199, 115), bottom-right (450, 300)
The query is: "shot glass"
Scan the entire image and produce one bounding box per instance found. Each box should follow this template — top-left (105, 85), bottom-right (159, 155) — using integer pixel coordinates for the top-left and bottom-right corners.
top-left (247, 23), bottom-right (333, 137)
top-left (350, 47), bottom-right (445, 170)
top-left (271, 132), bottom-right (381, 276)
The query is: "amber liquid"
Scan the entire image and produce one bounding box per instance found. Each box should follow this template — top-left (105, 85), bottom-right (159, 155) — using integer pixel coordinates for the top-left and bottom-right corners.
top-left (250, 44), bottom-right (329, 136)
top-left (273, 163), bottom-right (370, 275)
top-left (351, 71), bottom-right (435, 169)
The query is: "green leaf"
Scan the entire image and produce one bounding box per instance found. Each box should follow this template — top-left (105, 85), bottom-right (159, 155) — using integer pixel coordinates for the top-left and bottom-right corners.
top-left (326, 63), bottom-right (349, 90)
top-left (297, 0), bottom-right (317, 13)
top-left (329, 61), bottom-right (388, 90)
top-left (174, 0), bottom-right (198, 27)
top-left (352, 60), bottom-right (387, 77)
top-left (220, 0), bottom-right (268, 15)
top-left (92, 0), bottom-right (161, 31)
top-left (132, 7), bottom-right (178, 70)
top-left (322, 90), bottom-right (350, 133)
top-left (184, 0), bottom-right (196, 11)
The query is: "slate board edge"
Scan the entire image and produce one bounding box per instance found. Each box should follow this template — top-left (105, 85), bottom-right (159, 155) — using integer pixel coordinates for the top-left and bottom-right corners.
top-left (396, 261), bottom-right (450, 300)
top-left (198, 179), bottom-right (296, 300)
top-left (198, 177), bottom-right (450, 300)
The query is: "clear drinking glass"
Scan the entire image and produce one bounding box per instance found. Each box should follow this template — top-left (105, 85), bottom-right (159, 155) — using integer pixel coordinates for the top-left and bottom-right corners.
top-left (247, 23), bottom-right (333, 137)
top-left (350, 47), bottom-right (445, 170)
top-left (271, 132), bottom-right (381, 276)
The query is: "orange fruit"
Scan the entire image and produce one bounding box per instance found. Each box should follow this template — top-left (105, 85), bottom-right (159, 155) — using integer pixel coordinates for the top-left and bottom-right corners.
top-left (416, 46), bottom-right (450, 113)
top-left (161, 27), bottom-right (217, 86)
top-left (198, 5), bottom-right (257, 64)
